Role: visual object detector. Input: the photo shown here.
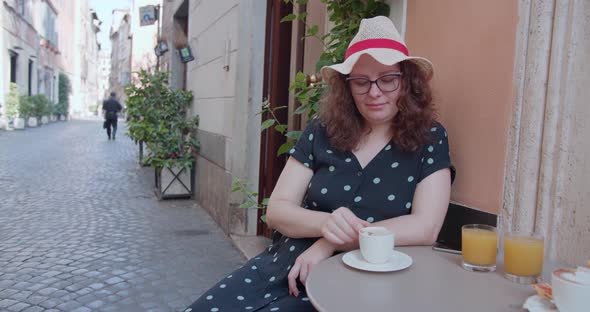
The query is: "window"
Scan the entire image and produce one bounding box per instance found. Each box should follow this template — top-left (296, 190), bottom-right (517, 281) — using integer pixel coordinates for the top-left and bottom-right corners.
top-left (17, 0), bottom-right (25, 16)
top-left (10, 51), bottom-right (18, 83)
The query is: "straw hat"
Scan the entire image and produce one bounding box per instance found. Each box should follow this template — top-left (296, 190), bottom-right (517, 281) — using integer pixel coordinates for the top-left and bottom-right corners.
top-left (320, 16), bottom-right (433, 81)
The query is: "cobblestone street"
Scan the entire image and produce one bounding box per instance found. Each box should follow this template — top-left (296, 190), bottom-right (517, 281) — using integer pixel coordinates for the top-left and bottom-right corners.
top-left (0, 120), bottom-right (245, 312)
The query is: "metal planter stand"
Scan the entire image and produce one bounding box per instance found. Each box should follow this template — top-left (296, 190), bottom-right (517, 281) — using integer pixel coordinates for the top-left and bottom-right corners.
top-left (154, 163), bottom-right (195, 200)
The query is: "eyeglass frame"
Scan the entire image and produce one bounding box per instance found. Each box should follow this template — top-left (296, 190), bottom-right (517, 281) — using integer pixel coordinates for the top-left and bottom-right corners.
top-left (345, 72), bottom-right (403, 95)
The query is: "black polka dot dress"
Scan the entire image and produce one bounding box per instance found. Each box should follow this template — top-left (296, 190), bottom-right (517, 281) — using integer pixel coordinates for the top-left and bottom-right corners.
top-left (185, 119), bottom-right (455, 312)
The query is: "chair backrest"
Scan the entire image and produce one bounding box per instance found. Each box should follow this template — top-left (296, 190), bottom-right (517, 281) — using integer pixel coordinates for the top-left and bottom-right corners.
top-left (435, 203), bottom-right (498, 252)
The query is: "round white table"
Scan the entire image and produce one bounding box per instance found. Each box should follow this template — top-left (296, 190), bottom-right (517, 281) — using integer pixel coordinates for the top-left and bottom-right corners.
top-left (306, 246), bottom-right (554, 312)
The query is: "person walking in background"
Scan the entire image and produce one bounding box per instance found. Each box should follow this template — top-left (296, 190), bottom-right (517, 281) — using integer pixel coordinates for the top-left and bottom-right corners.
top-left (102, 92), bottom-right (122, 140)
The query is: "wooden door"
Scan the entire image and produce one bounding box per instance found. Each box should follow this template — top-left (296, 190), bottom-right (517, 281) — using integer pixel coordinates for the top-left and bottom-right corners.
top-left (258, 0), bottom-right (327, 237)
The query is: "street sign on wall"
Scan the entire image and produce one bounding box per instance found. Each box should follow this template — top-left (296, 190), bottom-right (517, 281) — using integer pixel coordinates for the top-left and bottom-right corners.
top-left (139, 5), bottom-right (158, 26)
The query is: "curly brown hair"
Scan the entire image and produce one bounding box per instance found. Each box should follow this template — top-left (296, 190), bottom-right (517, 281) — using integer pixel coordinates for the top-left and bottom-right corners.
top-left (319, 61), bottom-right (436, 153)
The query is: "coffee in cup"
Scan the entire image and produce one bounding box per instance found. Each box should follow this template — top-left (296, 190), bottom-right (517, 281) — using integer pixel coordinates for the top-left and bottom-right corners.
top-left (359, 226), bottom-right (394, 264)
top-left (551, 267), bottom-right (590, 312)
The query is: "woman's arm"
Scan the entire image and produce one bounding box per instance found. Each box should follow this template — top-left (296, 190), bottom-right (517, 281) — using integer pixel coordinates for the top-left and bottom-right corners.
top-left (328, 168), bottom-right (452, 252)
top-left (265, 157), bottom-right (331, 238)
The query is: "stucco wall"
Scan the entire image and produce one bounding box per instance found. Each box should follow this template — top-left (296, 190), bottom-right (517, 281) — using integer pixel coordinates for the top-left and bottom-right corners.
top-left (405, 1), bottom-right (518, 214)
top-left (187, 0), bottom-right (265, 235)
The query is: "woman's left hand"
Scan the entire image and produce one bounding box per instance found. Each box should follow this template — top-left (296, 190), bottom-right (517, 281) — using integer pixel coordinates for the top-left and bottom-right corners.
top-left (288, 238), bottom-right (335, 297)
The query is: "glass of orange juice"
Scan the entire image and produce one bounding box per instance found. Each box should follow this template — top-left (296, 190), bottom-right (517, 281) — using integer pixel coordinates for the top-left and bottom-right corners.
top-left (461, 224), bottom-right (498, 272)
top-left (503, 232), bottom-right (544, 284)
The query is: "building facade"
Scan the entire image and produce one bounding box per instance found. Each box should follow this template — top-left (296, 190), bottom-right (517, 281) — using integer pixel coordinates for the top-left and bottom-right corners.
top-left (159, 0), bottom-right (590, 265)
top-left (97, 50), bottom-right (111, 102)
top-left (109, 10), bottom-right (132, 105)
top-left (1, 0), bottom-right (48, 128)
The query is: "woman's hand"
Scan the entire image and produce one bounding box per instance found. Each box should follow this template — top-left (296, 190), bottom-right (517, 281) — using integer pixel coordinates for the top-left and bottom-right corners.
top-left (321, 207), bottom-right (371, 245)
top-left (288, 239), bottom-right (335, 297)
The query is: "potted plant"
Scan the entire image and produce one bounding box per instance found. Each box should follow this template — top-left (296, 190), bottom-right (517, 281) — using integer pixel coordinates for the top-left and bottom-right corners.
top-left (5, 83), bottom-right (21, 130)
top-left (126, 70), bottom-right (199, 199)
top-left (17, 95), bottom-right (34, 128)
top-left (57, 73), bottom-right (71, 121)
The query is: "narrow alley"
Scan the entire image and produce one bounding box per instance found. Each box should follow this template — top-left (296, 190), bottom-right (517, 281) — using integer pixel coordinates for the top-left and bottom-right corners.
top-left (0, 120), bottom-right (244, 312)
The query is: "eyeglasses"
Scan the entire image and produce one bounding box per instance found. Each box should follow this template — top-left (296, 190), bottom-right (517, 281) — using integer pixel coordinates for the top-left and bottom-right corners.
top-left (346, 72), bottom-right (402, 95)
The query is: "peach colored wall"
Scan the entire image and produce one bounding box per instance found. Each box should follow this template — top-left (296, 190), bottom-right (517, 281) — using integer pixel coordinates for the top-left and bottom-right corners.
top-left (405, 1), bottom-right (518, 214)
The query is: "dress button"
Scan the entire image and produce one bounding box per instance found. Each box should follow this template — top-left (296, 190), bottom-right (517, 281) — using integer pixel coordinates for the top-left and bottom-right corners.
top-left (357, 171), bottom-right (362, 176)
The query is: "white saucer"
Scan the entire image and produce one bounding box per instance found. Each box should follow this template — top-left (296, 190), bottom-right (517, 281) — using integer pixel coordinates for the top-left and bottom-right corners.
top-left (342, 249), bottom-right (413, 272)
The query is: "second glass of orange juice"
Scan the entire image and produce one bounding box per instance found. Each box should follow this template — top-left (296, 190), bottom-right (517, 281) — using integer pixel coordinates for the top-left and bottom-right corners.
top-left (461, 224), bottom-right (498, 272)
top-left (504, 233), bottom-right (544, 284)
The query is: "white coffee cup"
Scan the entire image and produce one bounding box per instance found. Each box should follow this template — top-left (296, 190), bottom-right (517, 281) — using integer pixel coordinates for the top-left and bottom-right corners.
top-left (359, 226), bottom-right (394, 264)
top-left (551, 268), bottom-right (590, 312)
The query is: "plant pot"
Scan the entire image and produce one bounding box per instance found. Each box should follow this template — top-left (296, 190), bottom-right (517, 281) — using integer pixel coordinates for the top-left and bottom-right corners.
top-left (13, 118), bottom-right (25, 129)
top-left (154, 163), bottom-right (195, 200)
top-left (27, 117), bottom-right (38, 127)
top-left (60, 115), bottom-right (66, 121)
top-left (50, 115), bottom-right (57, 122)
top-left (41, 116), bottom-right (49, 124)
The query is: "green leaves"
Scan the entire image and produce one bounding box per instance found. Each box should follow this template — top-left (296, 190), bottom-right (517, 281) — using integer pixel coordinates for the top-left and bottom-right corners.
top-left (126, 70), bottom-right (199, 170)
top-left (261, 119), bottom-right (276, 131)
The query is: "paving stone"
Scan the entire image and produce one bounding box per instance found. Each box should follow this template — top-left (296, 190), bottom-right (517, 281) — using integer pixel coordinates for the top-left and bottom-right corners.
top-left (0, 121), bottom-right (245, 312)
top-left (7, 302), bottom-right (30, 312)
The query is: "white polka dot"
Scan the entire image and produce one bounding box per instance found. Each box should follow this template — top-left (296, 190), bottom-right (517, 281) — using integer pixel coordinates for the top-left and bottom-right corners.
top-left (421, 158), bottom-right (424, 163)
top-left (255, 257), bottom-right (261, 260)
top-left (273, 257), bottom-right (278, 263)
top-left (185, 309), bottom-right (193, 312)
top-left (251, 265), bottom-right (257, 270)
top-left (220, 284), bottom-right (226, 288)
top-left (391, 162), bottom-right (399, 168)
top-left (309, 133), bottom-right (314, 141)
top-left (385, 144), bottom-right (392, 151)
top-left (327, 149), bottom-right (333, 154)
top-left (309, 154), bottom-right (314, 160)
top-left (284, 237), bottom-right (289, 242)
top-left (227, 275), bottom-right (232, 278)
top-left (345, 158), bottom-right (351, 163)
top-left (289, 148), bottom-right (295, 154)
top-left (211, 308), bottom-right (219, 312)
top-left (373, 177), bottom-right (381, 184)
top-left (388, 194), bottom-right (395, 201)
top-left (406, 202), bottom-right (412, 209)
top-left (439, 140), bottom-right (443, 145)
top-left (271, 308), bottom-right (280, 311)
top-left (237, 295), bottom-right (245, 300)
top-left (431, 127), bottom-right (437, 132)
top-left (206, 295), bottom-right (213, 300)
top-left (321, 188), bottom-right (328, 194)
top-left (244, 278), bottom-right (252, 283)
top-left (304, 162), bottom-right (310, 167)
top-left (343, 185), bottom-right (351, 191)
top-left (264, 293), bottom-right (271, 298)
top-left (302, 297), bottom-right (310, 301)
top-left (269, 276), bottom-right (276, 282)
top-left (273, 252), bottom-right (278, 257)
top-left (308, 182), bottom-right (312, 189)
top-left (289, 246), bottom-right (295, 252)
top-left (367, 217), bottom-right (374, 223)
top-left (427, 158), bottom-right (434, 164)
top-left (444, 131), bottom-right (447, 137)
top-left (428, 145), bottom-right (434, 152)
top-left (312, 201), bottom-right (317, 207)
top-left (329, 165), bottom-right (335, 172)
top-left (354, 196), bottom-right (362, 202)
top-left (408, 176), bottom-right (414, 182)
top-left (246, 307), bottom-right (253, 310)
top-left (287, 265), bottom-right (291, 270)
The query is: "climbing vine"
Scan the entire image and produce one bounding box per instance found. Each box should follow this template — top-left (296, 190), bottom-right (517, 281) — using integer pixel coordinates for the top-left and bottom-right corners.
top-left (236, 0), bottom-right (390, 218)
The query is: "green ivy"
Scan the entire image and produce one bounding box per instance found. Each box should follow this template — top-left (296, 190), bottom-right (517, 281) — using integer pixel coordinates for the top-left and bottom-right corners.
top-left (6, 83), bottom-right (20, 119)
top-left (234, 0), bottom-right (390, 222)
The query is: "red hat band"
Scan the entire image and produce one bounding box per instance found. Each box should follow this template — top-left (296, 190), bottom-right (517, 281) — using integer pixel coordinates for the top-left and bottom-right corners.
top-left (344, 39), bottom-right (409, 60)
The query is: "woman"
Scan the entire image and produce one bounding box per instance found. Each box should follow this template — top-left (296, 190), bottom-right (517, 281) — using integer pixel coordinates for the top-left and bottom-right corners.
top-left (185, 16), bottom-right (454, 312)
